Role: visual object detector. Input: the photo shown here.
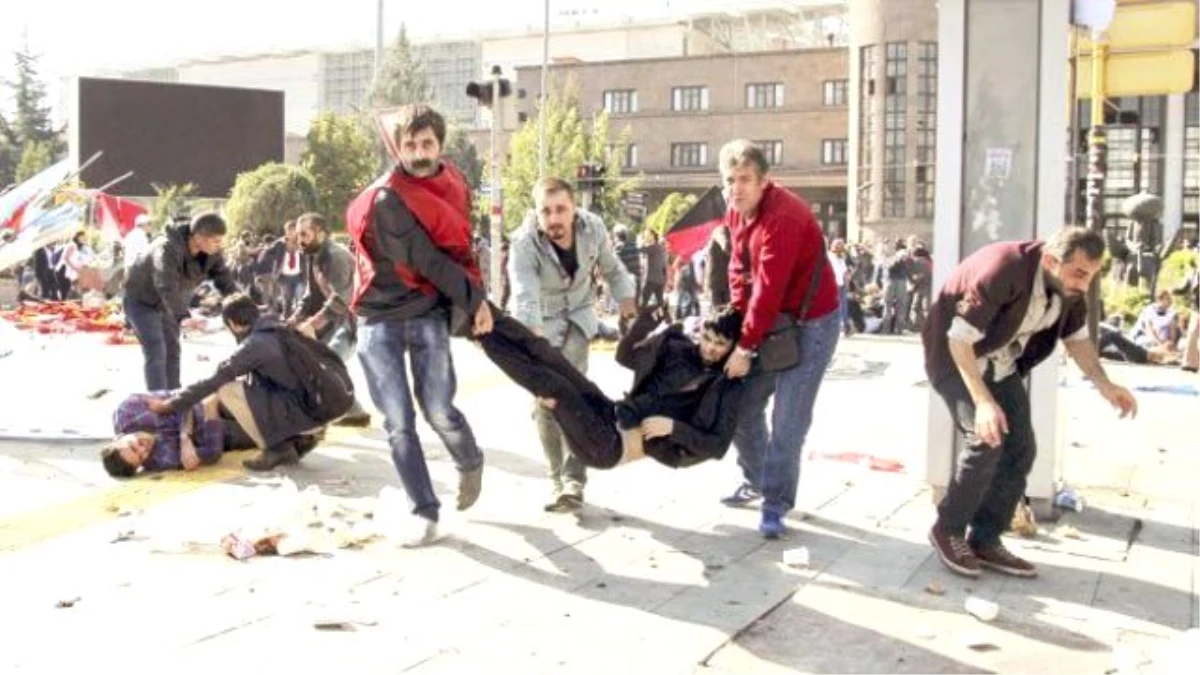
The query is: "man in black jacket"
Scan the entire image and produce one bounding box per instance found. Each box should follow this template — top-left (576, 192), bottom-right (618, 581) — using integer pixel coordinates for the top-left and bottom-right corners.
top-left (478, 306), bottom-right (744, 471)
top-left (123, 213), bottom-right (238, 390)
top-left (145, 294), bottom-right (326, 471)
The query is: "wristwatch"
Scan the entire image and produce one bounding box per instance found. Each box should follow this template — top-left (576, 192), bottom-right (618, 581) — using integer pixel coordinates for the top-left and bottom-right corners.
top-left (735, 346), bottom-right (756, 360)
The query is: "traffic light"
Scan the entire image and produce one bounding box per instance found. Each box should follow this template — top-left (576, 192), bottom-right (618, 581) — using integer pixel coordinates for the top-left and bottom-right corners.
top-left (466, 65), bottom-right (513, 107)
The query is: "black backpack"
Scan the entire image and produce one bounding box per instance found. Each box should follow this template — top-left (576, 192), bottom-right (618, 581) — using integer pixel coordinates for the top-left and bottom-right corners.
top-left (274, 326), bottom-right (355, 423)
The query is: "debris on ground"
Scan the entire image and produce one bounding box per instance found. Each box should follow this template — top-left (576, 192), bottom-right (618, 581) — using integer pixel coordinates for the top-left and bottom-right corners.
top-left (964, 596), bottom-right (1000, 622)
top-left (925, 580), bottom-right (945, 596)
top-left (782, 547), bottom-right (810, 568)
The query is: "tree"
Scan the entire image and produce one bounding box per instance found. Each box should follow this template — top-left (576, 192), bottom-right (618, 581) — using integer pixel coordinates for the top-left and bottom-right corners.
top-left (8, 43), bottom-right (63, 156)
top-left (500, 77), bottom-right (640, 230)
top-left (0, 114), bottom-right (16, 186)
top-left (644, 192), bottom-right (699, 236)
top-left (14, 140), bottom-right (53, 183)
top-left (444, 126), bottom-right (484, 193)
top-left (224, 163), bottom-right (319, 239)
top-left (370, 25), bottom-right (431, 108)
top-left (301, 112), bottom-right (377, 230)
top-left (150, 182), bottom-right (198, 226)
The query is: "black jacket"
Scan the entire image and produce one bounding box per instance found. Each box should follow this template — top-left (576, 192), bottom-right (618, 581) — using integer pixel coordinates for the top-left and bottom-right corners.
top-left (615, 311), bottom-right (743, 468)
top-left (123, 224), bottom-right (237, 322)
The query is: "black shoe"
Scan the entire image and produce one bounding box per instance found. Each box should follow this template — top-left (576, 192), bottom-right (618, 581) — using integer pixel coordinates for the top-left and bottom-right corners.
top-left (243, 441), bottom-right (300, 471)
top-left (293, 434), bottom-right (321, 458)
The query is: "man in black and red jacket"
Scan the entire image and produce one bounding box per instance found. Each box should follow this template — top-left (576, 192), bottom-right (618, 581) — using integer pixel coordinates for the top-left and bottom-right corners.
top-left (716, 140), bottom-right (841, 540)
top-left (923, 226), bottom-right (1137, 579)
top-left (345, 104), bottom-right (494, 548)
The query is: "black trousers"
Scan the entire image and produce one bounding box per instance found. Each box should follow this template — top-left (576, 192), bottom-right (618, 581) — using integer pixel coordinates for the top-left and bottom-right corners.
top-left (640, 282), bottom-right (665, 309)
top-left (478, 312), bottom-right (623, 469)
top-left (934, 372), bottom-right (1036, 548)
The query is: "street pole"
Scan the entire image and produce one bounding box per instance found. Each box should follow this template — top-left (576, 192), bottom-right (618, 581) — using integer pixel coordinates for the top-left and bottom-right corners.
top-left (374, 0), bottom-right (384, 88)
top-left (538, 0), bottom-right (550, 178)
top-left (1084, 32), bottom-right (1109, 344)
top-left (489, 67), bottom-right (504, 301)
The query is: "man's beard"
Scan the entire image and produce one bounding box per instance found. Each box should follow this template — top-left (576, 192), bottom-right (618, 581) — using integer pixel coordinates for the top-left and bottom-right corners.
top-left (302, 241), bottom-right (321, 255)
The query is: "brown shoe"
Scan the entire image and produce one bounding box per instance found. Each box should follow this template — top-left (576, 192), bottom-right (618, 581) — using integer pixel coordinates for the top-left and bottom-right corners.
top-left (972, 542), bottom-right (1038, 578)
top-left (928, 526), bottom-right (982, 577)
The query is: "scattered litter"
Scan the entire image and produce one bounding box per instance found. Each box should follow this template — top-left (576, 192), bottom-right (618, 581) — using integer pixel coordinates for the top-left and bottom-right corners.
top-left (962, 634), bottom-right (1000, 652)
top-left (313, 621), bottom-right (356, 631)
top-left (925, 580), bottom-right (945, 596)
top-left (1009, 500), bottom-right (1039, 538)
top-left (964, 596), bottom-right (1000, 622)
top-left (1054, 486), bottom-right (1085, 513)
top-left (1055, 524), bottom-right (1083, 540)
top-left (55, 597), bottom-right (80, 609)
top-left (86, 388), bottom-right (110, 400)
top-left (782, 547), bottom-right (810, 568)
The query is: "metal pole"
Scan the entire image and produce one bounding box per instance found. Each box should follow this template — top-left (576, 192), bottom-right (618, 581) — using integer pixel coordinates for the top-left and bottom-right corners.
top-left (1085, 34), bottom-right (1109, 344)
top-left (489, 68), bottom-right (504, 301)
top-left (375, 0), bottom-right (384, 80)
top-left (538, 0), bottom-right (550, 178)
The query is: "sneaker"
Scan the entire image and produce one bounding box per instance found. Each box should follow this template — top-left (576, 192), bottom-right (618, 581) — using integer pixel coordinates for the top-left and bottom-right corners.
top-left (545, 491), bottom-right (584, 513)
top-left (759, 511), bottom-right (786, 539)
top-left (972, 541), bottom-right (1038, 578)
top-left (928, 526), bottom-right (982, 577)
top-left (456, 465), bottom-right (484, 511)
top-left (400, 516), bottom-right (446, 548)
top-left (720, 482), bottom-right (762, 508)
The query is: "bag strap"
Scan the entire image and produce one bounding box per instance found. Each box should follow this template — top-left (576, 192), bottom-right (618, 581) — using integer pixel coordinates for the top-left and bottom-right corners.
top-left (739, 226), bottom-right (828, 322)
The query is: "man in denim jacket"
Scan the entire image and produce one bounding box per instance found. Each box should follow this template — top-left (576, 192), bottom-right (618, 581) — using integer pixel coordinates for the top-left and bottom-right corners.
top-left (508, 177), bottom-right (637, 511)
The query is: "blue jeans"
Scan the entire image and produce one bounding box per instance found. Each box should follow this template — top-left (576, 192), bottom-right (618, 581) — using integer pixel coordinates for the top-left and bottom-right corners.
top-left (732, 310), bottom-right (840, 517)
top-left (837, 285), bottom-right (848, 331)
top-left (124, 297), bottom-right (181, 390)
top-left (357, 315), bottom-right (482, 522)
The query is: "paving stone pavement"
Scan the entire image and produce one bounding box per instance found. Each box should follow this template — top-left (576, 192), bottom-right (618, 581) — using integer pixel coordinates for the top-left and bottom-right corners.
top-left (0, 331), bottom-right (1194, 674)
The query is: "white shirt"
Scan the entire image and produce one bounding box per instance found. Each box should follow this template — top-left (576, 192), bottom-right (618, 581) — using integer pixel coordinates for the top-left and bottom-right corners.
top-left (827, 252), bottom-right (848, 288)
top-left (948, 270), bottom-right (1089, 381)
top-left (123, 228), bottom-right (150, 270)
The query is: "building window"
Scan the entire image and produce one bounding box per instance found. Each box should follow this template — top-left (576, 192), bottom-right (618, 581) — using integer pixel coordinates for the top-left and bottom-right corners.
top-left (1185, 91), bottom-right (1199, 240)
top-left (883, 41), bottom-right (908, 218)
top-left (671, 142), bottom-right (708, 167)
top-left (609, 143), bottom-right (638, 169)
top-left (915, 41), bottom-right (937, 218)
top-left (746, 82), bottom-right (784, 109)
top-left (822, 139), bottom-right (847, 165)
top-left (858, 45), bottom-right (878, 219)
top-left (603, 89), bottom-right (638, 114)
top-left (672, 86), bottom-right (709, 112)
top-left (754, 140), bottom-right (783, 166)
top-left (823, 80), bottom-right (847, 106)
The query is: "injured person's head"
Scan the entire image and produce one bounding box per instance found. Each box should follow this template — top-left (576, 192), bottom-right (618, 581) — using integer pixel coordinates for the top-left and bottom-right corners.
top-left (699, 307), bottom-right (743, 367)
top-left (100, 432), bottom-right (156, 478)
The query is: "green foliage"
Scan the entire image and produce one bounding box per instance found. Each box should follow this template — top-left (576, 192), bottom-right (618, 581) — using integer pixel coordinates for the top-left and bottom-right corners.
top-left (444, 126), bottom-right (484, 192)
top-left (224, 163), bottom-right (319, 239)
top-left (1102, 280), bottom-right (1150, 325)
top-left (301, 112), bottom-right (377, 230)
top-left (371, 25), bottom-right (431, 108)
top-left (149, 182), bottom-right (198, 226)
top-left (1159, 249), bottom-right (1199, 293)
top-left (13, 140), bottom-right (52, 182)
top-left (644, 192), bottom-right (698, 236)
top-left (500, 77), bottom-right (640, 230)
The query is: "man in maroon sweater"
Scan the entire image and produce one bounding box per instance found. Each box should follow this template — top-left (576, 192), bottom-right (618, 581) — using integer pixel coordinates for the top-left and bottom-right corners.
top-left (717, 140), bottom-right (841, 538)
top-left (924, 227), bottom-right (1137, 578)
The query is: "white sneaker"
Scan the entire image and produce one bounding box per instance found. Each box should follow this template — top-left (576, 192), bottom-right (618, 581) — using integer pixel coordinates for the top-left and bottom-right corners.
top-left (399, 516), bottom-right (445, 548)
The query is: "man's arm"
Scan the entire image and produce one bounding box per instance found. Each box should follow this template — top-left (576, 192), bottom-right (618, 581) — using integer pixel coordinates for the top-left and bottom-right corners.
top-left (150, 242), bottom-right (188, 321)
top-left (373, 191), bottom-right (484, 314)
top-left (165, 340), bottom-right (267, 413)
top-left (738, 216), bottom-right (803, 351)
top-left (647, 379), bottom-right (744, 467)
top-left (507, 236), bottom-right (545, 332)
top-left (189, 403), bottom-right (224, 465)
top-left (310, 247), bottom-right (355, 330)
top-left (207, 252), bottom-right (239, 296)
top-left (1064, 337), bottom-right (1138, 418)
top-left (615, 310), bottom-right (669, 371)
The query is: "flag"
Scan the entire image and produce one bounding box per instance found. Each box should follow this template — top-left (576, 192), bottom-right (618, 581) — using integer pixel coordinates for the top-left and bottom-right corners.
top-left (94, 192), bottom-right (148, 238)
top-left (0, 159), bottom-right (73, 232)
top-left (0, 201), bottom-right (84, 272)
top-left (663, 186), bottom-right (727, 262)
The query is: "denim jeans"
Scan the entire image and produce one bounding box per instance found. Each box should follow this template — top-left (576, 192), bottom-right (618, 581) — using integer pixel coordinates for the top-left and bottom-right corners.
top-left (124, 297), bottom-right (181, 390)
top-left (357, 315), bottom-right (483, 522)
top-left (732, 310), bottom-right (840, 517)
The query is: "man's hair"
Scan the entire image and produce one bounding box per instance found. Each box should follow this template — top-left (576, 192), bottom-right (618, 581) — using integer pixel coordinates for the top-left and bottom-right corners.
top-left (532, 177), bottom-right (574, 204)
top-left (718, 139), bottom-right (770, 177)
top-left (1046, 226), bottom-right (1106, 262)
top-left (283, 220), bottom-right (297, 232)
top-left (393, 104), bottom-right (447, 147)
top-left (190, 212), bottom-right (227, 238)
top-left (297, 212), bottom-right (328, 233)
top-left (702, 306), bottom-right (743, 343)
top-left (614, 228), bottom-right (629, 243)
top-left (101, 444), bottom-right (138, 478)
top-left (222, 293), bottom-right (261, 327)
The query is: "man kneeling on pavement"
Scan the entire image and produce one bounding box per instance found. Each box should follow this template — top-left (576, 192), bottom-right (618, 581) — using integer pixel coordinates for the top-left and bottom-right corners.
top-left (112, 293), bottom-right (353, 472)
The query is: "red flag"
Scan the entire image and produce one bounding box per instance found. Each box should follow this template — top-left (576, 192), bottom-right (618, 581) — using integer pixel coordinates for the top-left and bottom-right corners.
top-left (94, 192), bottom-right (148, 237)
top-left (2, 199), bottom-right (29, 232)
top-left (663, 186), bottom-right (726, 262)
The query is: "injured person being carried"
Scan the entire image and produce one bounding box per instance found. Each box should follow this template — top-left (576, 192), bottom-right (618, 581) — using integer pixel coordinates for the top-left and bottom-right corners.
top-left (478, 305), bottom-right (745, 469)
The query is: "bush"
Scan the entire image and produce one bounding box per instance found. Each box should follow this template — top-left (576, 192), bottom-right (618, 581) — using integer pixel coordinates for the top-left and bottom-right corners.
top-left (224, 163), bottom-right (319, 239)
top-left (1159, 249), bottom-right (1198, 295)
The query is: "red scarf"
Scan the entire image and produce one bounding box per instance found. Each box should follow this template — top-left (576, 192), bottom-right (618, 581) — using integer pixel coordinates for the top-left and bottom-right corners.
top-left (346, 161), bottom-right (481, 309)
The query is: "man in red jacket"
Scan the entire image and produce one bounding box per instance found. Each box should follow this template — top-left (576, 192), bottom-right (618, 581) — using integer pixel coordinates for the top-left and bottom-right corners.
top-left (717, 140), bottom-right (841, 538)
top-left (346, 104), bottom-right (493, 548)
top-left (923, 227), bottom-right (1137, 578)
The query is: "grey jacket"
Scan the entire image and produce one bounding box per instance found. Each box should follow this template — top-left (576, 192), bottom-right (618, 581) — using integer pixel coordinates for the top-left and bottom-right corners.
top-left (292, 238), bottom-right (355, 338)
top-left (507, 209), bottom-right (635, 346)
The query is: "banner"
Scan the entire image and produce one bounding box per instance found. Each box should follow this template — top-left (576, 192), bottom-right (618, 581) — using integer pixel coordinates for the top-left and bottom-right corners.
top-left (0, 159), bottom-right (73, 232)
top-left (663, 186), bottom-right (727, 262)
